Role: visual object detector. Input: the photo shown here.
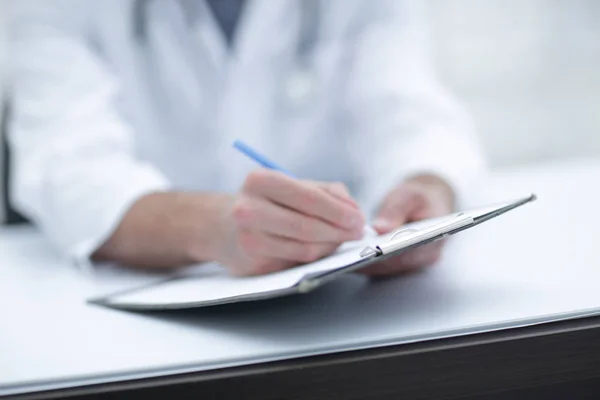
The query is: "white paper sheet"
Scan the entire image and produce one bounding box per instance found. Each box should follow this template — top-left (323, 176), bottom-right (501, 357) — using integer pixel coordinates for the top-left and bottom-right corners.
top-left (91, 232), bottom-right (386, 307)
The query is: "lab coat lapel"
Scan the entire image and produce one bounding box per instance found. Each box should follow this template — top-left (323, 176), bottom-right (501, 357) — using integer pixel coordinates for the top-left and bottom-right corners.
top-left (188, 0), bottom-right (228, 77)
top-left (216, 0), bottom-right (298, 191)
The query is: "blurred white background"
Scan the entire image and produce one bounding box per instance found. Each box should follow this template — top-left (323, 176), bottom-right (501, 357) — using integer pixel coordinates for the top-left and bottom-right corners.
top-left (0, 0), bottom-right (5, 222)
top-left (428, 0), bottom-right (600, 167)
top-left (0, 0), bottom-right (598, 220)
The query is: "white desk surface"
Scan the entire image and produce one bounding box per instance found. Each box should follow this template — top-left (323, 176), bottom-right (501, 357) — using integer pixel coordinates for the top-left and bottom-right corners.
top-left (2, 158), bottom-right (600, 397)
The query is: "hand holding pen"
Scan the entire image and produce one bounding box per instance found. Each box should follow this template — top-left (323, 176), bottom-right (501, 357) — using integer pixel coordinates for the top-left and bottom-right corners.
top-left (233, 140), bottom-right (376, 237)
top-left (214, 140), bottom-right (371, 276)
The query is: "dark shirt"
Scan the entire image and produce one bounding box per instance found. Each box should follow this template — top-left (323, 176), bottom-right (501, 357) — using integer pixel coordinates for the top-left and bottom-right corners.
top-left (205, 0), bottom-right (246, 45)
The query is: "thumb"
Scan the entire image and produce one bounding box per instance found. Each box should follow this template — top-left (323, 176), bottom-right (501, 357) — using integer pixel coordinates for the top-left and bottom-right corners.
top-left (322, 182), bottom-right (351, 199)
top-left (372, 214), bottom-right (405, 235)
top-left (372, 201), bottom-right (408, 233)
top-left (372, 188), bottom-right (421, 234)
top-left (314, 182), bottom-right (359, 209)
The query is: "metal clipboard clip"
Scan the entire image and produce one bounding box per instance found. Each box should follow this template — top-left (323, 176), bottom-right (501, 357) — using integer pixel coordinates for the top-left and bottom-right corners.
top-left (358, 214), bottom-right (475, 259)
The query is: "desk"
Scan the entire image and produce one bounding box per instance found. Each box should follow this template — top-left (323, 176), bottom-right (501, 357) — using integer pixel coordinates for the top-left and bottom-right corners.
top-left (2, 158), bottom-right (600, 400)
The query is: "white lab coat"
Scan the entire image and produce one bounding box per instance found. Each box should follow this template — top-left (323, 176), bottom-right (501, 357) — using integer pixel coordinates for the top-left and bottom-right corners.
top-left (5, 0), bottom-right (487, 265)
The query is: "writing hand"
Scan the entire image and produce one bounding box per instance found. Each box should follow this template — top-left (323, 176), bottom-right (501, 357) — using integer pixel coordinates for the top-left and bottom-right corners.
top-left (215, 170), bottom-right (366, 276)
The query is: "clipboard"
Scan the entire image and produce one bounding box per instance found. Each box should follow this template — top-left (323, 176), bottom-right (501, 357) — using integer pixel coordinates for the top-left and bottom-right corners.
top-left (89, 194), bottom-right (536, 310)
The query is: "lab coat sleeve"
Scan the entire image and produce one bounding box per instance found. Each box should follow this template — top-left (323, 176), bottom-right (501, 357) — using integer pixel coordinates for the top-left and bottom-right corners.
top-left (343, 0), bottom-right (488, 218)
top-left (5, 1), bottom-right (171, 267)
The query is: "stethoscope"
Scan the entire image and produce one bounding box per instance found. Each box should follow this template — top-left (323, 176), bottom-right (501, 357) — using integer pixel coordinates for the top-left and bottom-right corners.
top-left (131, 0), bottom-right (321, 108)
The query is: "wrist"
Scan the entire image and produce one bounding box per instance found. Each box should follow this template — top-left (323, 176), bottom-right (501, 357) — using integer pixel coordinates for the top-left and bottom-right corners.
top-left (93, 191), bottom-right (235, 269)
top-left (181, 193), bottom-right (236, 264)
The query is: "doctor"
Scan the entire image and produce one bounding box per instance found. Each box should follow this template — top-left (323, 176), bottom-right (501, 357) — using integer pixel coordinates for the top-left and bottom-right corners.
top-left (6, 0), bottom-right (487, 276)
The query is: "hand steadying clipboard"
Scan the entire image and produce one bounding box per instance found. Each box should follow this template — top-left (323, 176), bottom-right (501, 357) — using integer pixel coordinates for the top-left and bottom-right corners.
top-left (89, 194), bottom-right (536, 310)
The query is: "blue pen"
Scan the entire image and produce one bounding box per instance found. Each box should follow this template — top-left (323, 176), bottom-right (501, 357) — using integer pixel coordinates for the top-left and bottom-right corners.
top-left (232, 140), bottom-right (296, 178)
top-left (232, 139), bottom-right (377, 239)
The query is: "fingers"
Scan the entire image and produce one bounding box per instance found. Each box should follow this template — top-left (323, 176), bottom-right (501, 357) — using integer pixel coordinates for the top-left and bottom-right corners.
top-left (374, 188), bottom-right (419, 232)
top-left (238, 229), bottom-right (340, 265)
top-left (360, 241), bottom-right (444, 276)
top-left (243, 170), bottom-right (365, 232)
top-left (313, 181), bottom-right (358, 209)
top-left (230, 231), bottom-right (340, 277)
top-left (373, 181), bottom-right (446, 234)
top-left (375, 185), bottom-right (425, 227)
top-left (224, 170), bottom-right (368, 276)
top-left (365, 177), bottom-right (457, 277)
top-left (232, 195), bottom-right (362, 243)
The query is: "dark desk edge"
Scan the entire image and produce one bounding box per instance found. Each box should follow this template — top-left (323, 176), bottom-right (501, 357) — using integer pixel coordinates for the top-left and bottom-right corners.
top-left (5, 315), bottom-right (600, 400)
